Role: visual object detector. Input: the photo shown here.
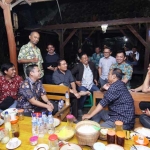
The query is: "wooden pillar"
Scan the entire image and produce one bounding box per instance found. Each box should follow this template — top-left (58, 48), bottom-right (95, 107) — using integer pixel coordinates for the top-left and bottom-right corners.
top-left (78, 29), bottom-right (82, 47)
top-left (59, 30), bottom-right (64, 59)
top-left (0, 2), bottom-right (18, 74)
top-left (144, 24), bottom-right (150, 76)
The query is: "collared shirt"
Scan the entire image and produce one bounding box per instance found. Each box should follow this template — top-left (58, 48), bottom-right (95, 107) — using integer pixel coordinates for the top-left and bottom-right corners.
top-left (17, 78), bottom-right (46, 113)
top-left (110, 62), bottom-right (133, 89)
top-left (99, 56), bottom-right (116, 80)
top-left (52, 69), bottom-right (74, 88)
top-left (0, 75), bottom-right (23, 103)
top-left (18, 42), bottom-right (44, 77)
top-left (126, 51), bottom-right (139, 61)
top-left (100, 80), bottom-right (135, 126)
top-left (81, 65), bottom-right (94, 90)
top-left (90, 53), bottom-right (104, 68)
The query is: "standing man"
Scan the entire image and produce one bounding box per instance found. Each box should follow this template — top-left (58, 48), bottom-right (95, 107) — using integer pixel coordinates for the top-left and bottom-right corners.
top-left (0, 63), bottom-right (23, 112)
top-left (126, 46), bottom-right (139, 66)
top-left (43, 43), bottom-right (59, 84)
top-left (90, 46), bottom-right (103, 69)
top-left (109, 50), bottom-right (133, 89)
top-left (83, 68), bottom-right (135, 130)
top-left (71, 53), bottom-right (99, 116)
top-left (17, 65), bottom-right (54, 116)
top-left (18, 31), bottom-right (44, 79)
top-left (98, 47), bottom-right (116, 87)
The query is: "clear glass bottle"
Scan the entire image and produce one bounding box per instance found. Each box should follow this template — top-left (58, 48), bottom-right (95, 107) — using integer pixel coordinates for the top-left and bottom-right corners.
top-left (11, 119), bottom-right (20, 137)
top-left (66, 114), bottom-right (74, 129)
top-left (48, 134), bottom-right (59, 150)
top-left (4, 111), bottom-right (11, 131)
top-left (18, 109), bottom-right (24, 120)
top-left (115, 121), bottom-right (123, 132)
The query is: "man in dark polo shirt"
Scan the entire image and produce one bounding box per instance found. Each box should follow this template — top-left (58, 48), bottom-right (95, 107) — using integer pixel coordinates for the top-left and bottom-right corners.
top-left (53, 60), bottom-right (82, 120)
top-left (43, 43), bottom-right (59, 84)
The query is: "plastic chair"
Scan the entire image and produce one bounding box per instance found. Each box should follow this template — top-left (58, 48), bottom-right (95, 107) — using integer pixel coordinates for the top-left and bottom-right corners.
top-left (84, 94), bottom-right (93, 107)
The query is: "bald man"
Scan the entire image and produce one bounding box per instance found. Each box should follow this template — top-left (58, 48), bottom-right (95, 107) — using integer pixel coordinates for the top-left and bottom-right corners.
top-left (18, 31), bottom-right (44, 79)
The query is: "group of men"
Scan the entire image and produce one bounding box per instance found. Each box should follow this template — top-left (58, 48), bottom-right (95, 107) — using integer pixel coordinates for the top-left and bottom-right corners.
top-left (0, 31), bottom-right (145, 130)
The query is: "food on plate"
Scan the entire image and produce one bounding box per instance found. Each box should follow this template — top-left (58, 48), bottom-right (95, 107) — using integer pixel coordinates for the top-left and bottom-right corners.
top-left (100, 128), bottom-right (108, 135)
top-left (55, 128), bottom-right (74, 140)
top-left (77, 125), bottom-right (97, 134)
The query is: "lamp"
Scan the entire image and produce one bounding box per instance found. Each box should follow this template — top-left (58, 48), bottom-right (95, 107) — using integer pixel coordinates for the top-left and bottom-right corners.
top-left (101, 24), bottom-right (108, 33)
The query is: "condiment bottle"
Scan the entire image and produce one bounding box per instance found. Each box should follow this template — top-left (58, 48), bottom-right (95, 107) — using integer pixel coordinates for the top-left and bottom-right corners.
top-left (115, 120), bottom-right (123, 132)
top-left (66, 114), bottom-right (74, 129)
top-left (4, 111), bottom-right (11, 131)
top-left (48, 134), bottom-right (59, 150)
top-left (11, 118), bottom-right (20, 137)
top-left (18, 109), bottom-right (24, 120)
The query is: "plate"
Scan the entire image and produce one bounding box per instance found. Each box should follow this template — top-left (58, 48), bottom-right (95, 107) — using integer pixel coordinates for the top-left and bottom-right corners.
top-left (105, 144), bottom-right (124, 150)
top-left (1, 108), bottom-right (18, 117)
top-left (134, 127), bottom-right (150, 138)
top-left (0, 118), bottom-right (4, 126)
top-left (60, 143), bottom-right (82, 150)
top-left (130, 145), bottom-right (150, 150)
top-left (53, 118), bottom-right (60, 127)
top-left (93, 142), bottom-right (105, 150)
top-left (133, 135), bottom-right (149, 146)
top-left (6, 138), bottom-right (21, 149)
top-left (34, 144), bottom-right (49, 150)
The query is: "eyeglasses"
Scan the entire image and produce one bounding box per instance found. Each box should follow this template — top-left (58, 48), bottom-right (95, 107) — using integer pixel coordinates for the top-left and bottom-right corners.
top-left (103, 52), bottom-right (110, 54)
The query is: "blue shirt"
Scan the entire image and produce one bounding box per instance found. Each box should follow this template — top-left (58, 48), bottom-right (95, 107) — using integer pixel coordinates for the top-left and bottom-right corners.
top-left (100, 80), bottom-right (135, 126)
top-left (17, 78), bottom-right (46, 113)
top-left (90, 53), bottom-right (103, 68)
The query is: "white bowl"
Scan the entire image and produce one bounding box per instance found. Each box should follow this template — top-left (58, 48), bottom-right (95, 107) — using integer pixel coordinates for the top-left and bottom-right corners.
top-left (60, 143), bottom-right (82, 150)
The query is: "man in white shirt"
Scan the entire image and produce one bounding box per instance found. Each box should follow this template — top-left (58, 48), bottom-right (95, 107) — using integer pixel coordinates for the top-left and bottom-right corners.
top-left (98, 48), bottom-right (116, 87)
top-left (126, 46), bottom-right (139, 66)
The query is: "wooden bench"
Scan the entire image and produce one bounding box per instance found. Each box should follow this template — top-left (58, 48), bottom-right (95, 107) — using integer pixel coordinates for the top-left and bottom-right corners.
top-left (89, 91), bottom-right (150, 128)
top-left (43, 84), bottom-right (70, 121)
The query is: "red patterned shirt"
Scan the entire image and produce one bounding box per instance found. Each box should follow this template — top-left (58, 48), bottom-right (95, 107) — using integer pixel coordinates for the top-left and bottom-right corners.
top-left (0, 75), bottom-right (23, 103)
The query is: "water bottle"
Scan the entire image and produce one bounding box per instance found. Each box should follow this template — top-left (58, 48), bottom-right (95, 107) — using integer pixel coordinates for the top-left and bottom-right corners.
top-left (4, 111), bottom-right (11, 131)
top-left (65, 91), bottom-right (69, 105)
top-left (58, 99), bottom-right (64, 111)
top-left (38, 115), bottom-right (44, 137)
top-left (32, 114), bottom-right (38, 136)
top-left (42, 112), bottom-right (48, 134)
top-left (47, 112), bottom-right (55, 135)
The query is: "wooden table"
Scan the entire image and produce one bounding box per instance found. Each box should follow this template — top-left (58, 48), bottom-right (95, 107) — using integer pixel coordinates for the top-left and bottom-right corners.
top-left (1, 117), bottom-right (150, 150)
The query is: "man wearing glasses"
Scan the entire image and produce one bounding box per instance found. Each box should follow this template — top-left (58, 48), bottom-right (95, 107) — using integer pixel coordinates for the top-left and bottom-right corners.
top-left (98, 47), bottom-right (116, 87)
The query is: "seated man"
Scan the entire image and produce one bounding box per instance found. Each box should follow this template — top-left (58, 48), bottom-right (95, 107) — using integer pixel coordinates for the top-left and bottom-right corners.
top-left (0, 63), bottom-right (23, 113)
top-left (71, 53), bottom-right (99, 116)
top-left (53, 60), bottom-right (90, 120)
top-left (126, 46), bottom-right (139, 66)
top-left (82, 68), bottom-right (135, 130)
top-left (131, 64), bottom-right (150, 128)
top-left (17, 64), bottom-right (54, 116)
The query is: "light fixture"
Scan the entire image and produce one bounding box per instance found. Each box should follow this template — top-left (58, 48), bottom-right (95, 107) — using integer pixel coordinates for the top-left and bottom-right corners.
top-left (124, 36), bottom-right (128, 42)
top-left (101, 24), bottom-right (108, 33)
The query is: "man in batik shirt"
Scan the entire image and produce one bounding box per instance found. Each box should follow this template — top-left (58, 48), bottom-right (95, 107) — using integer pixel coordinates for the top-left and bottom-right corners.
top-left (17, 65), bottom-right (54, 116)
top-left (0, 63), bottom-right (23, 112)
top-left (18, 31), bottom-right (44, 79)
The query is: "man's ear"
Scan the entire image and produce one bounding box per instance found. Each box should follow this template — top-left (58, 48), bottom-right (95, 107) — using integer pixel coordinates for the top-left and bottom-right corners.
top-left (4, 70), bottom-right (7, 75)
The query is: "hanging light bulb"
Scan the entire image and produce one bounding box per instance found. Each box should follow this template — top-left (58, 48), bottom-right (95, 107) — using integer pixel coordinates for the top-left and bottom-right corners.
top-left (101, 24), bottom-right (108, 33)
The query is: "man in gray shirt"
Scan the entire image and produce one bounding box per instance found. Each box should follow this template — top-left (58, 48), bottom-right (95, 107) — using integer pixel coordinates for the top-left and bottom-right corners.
top-left (98, 48), bottom-right (116, 87)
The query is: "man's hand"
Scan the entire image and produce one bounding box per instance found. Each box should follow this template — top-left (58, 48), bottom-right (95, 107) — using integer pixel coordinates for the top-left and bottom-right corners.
top-left (74, 93), bottom-right (81, 99)
top-left (145, 109), bottom-right (150, 116)
top-left (129, 89), bottom-right (136, 92)
top-left (94, 79), bottom-right (98, 86)
top-left (32, 57), bottom-right (39, 63)
top-left (82, 114), bottom-right (91, 120)
top-left (47, 101), bottom-right (54, 109)
top-left (47, 66), bottom-right (54, 71)
top-left (102, 83), bottom-right (110, 90)
top-left (46, 103), bottom-right (54, 112)
top-left (76, 81), bottom-right (81, 87)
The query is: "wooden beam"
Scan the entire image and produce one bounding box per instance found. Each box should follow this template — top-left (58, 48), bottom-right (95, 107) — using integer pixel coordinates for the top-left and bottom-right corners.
top-left (62, 29), bottom-right (77, 48)
top-left (144, 24), bottom-right (150, 76)
top-left (127, 25), bottom-right (150, 49)
top-left (117, 25), bottom-right (134, 46)
top-left (0, 1), bottom-right (18, 74)
top-left (38, 18), bottom-right (150, 30)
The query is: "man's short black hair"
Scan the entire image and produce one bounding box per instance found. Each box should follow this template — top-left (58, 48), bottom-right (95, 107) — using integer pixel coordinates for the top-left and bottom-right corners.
top-left (47, 43), bottom-right (55, 48)
top-left (95, 46), bottom-right (100, 49)
top-left (26, 64), bottom-right (38, 77)
top-left (112, 68), bottom-right (124, 80)
top-left (132, 46), bottom-right (137, 49)
top-left (1, 62), bottom-right (14, 75)
top-left (58, 59), bottom-right (65, 66)
top-left (116, 50), bottom-right (126, 57)
top-left (79, 53), bottom-right (87, 59)
top-left (104, 47), bottom-right (111, 51)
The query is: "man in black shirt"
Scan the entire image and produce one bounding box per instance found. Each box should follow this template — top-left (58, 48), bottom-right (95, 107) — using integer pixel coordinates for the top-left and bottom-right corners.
top-left (43, 43), bottom-right (59, 84)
